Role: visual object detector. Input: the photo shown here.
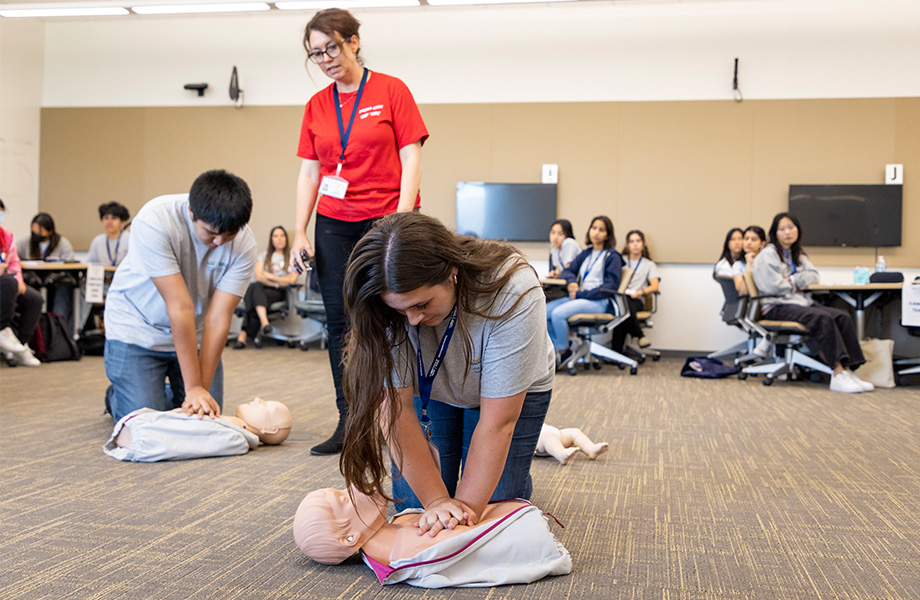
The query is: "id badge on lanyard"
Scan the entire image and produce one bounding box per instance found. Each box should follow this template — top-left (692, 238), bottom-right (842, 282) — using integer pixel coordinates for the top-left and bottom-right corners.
top-left (320, 68), bottom-right (369, 201)
top-left (416, 305), bottom-right (458, 470)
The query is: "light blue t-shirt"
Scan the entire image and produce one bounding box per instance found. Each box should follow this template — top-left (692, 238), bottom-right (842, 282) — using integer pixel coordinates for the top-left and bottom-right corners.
top-left (104, 194), bottom-right (257, 351)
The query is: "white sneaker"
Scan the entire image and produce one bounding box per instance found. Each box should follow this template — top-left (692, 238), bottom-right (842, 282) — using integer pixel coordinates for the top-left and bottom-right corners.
top-left (0, 327), bottom-right (26, 354)
top-left (845, 370), bottom-right (874, 392)
top-left (13, 347), bottom-right (41, 367)
top-left (753, 338), bottom-right (771, 358)
top-left (830, 371), bottom-right (862, 393)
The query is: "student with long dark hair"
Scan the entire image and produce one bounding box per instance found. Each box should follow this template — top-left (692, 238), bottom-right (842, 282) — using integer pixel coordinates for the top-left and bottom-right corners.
top-left (612, 229), bottom-right (660, 351)
top-left (17, 212), bottom-right (77, 326)
top-left (545, 216), bottom-right (623, 366)
top-left (752, 212), bottom-right (870, 393)
top-left (547, 219), bottom-right (581, 278)
top-left (340, 212), bottom-right (554, 538)
top-left (714, 228), bottom-right (745, 288)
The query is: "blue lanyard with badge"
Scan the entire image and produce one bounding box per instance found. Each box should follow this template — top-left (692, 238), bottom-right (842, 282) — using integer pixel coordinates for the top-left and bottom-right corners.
top-left (782, 248), bottom-right (798, 274)
top-left (106, 233), bottom-right (121, 267)
top-left (415, 304), bottom-right (458, 470)
top-left (318, 68), bottom-right (369, 200)
top-left (579, 250), bottom-right (606, 284)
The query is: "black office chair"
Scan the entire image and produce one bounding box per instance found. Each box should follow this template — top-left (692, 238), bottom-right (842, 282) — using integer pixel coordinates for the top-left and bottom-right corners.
top-left (293, 262), bottom-right (327, 351)
top-left (708, 276), bottom-right (760, 364)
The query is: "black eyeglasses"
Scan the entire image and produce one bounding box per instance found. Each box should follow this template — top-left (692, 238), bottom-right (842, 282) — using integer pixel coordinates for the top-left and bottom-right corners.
top-left (308, 42), bottom-right (341, 63)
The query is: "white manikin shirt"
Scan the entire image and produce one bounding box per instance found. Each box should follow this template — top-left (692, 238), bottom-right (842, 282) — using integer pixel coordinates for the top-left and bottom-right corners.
top-left (103, 408), bottom-right (260, 462)
top-left (362, 502), bottom-right (572, 588)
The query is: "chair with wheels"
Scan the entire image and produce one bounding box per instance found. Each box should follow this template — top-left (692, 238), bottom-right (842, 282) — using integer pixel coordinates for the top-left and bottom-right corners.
top-left (234, 284), bottom-right (309, 349)
top-left (560, 267), bottom-right (639, 376)
top-left (739, 270), bottom-right (833, 386)
top-left (293, 261), bottom-right (327, 351)
top-left (623, 286), bottom-right (662, 363)
top-left (708, 275), bottom-right (760, 364)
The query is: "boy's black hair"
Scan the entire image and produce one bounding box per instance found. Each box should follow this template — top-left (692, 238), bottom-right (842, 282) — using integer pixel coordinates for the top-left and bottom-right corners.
top-left (98, 202), bottom-right (130, 222)
top-left (188, 169), bottom-right (252, 235)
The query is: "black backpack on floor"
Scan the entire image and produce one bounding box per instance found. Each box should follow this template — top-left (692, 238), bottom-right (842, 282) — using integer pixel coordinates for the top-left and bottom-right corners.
top-left (30, 313), bottom-right (82, 362)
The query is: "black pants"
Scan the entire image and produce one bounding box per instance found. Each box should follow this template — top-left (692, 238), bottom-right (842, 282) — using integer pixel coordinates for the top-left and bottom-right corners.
top-left (0, 275), bottom-right (43, 345)
top-left (765, 303), bottom-right (865, 369)
top-left (314, 213), bottom-right (377, 418)
top-left (241, 282), bottom-right (285, 339)
top-left (611, 296), bottom-right (645, 352)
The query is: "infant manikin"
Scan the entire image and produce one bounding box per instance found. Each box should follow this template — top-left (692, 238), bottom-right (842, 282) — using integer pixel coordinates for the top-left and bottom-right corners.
top-left (535, 424), bottom-right (608, 465)
top-left (292, 486), bottom-right (571, 588)
top-left (103, 397), bottom-right (292, 462)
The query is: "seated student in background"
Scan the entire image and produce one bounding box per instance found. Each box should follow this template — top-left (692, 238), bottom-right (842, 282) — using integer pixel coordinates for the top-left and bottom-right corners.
top-left (0, 199), bottom-right (42, 366)
top-left (17, 212), bottom-right (77, 328)
top-left (233, 226), bottom-right (298, 349)
top-left (103, 169), bottom-right (258, 422)
top-left (86, 202), bottom-right (130, 267)
top-left (752, 212), bottom-right (872, 394)
top-left (714, 227), bottom-right (746, 293)
top-left (546, 216), bottom-right (623, 367)
top-left (612, 229), bottom-right (660, 351)
top-left (547, 219), bottom-right (581, 278)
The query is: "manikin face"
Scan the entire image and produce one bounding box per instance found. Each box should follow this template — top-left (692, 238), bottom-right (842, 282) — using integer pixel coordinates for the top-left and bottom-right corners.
top-left (189, 209), bottom-right (238, 249)
top-left (271, 228), bottom-right (288, 252)
top-left (236, 398), bottom-right (292, 445)
top-left (627, 232), bottom-right (644, 256)
top-left (381, 269), bottom-right (457, 327)
top-left (588, 220), bottom-right (608, 249)
top-left (776, 217), bottom-right (799, 249)
top-left (102, 214), bottom-right (124, 236)
top-left (294, 486), bottom-right (387, 564)
top-left (549, 224), bottom-right (566, 249)
top-left (308, 29), bottom-right (360, 83)
top-left (727, 231), bottom-right (743, 257)
top-left (743, 230), bottom-right (765, 255)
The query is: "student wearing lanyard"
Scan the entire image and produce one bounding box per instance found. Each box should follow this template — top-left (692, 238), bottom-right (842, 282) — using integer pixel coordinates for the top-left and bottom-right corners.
top-left (752, 212), bottom-right (871, 394)
top-left (612, 229), bottom-right (661, 352)
top-left (545, 216), bottom-right (624, 367)
top-left (339, 213), bottom-right (555, 537)
top-left (86, 202), bottom-right (130, 267)
top-left (291, 8), bottom-right (429, 456)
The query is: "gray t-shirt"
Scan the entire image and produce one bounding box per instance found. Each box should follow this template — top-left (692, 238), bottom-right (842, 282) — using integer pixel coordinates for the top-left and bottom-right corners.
top-left (104, 194), bottom-right (257, 351)
top-left (86, 231), bottom-right (130, 266)
top-left (624, 257), bottom-right (660, 293)
top-left (392, 261), bottom-right (555, 408)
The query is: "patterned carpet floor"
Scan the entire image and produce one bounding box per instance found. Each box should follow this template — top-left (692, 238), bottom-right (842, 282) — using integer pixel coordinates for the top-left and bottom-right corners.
top-left (2, 346), bottom-right (919, 599)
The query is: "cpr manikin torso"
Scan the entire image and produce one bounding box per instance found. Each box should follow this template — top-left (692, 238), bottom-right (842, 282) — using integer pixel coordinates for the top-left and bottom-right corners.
top-left (103, 398), bottom-right (291, 462)
top-left (292, 487), bottom-right (571, 588)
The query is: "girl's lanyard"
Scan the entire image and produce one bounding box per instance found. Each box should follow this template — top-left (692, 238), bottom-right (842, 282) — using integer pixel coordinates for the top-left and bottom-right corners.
top-left (415, 304), bottom-right (458, 439)
top-left (579, 251), bottom-right (606, 284)
top-left (332, 68), bottom-right (369, 177)
top-left (628, 257), bottom-right (643, 275)
top-left (783, 248), bottom-right (798, 274)
top-left (106, 234), bottom-right (121, 267)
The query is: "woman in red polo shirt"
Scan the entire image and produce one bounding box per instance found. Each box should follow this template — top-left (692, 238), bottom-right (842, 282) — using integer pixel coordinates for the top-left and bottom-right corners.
top-left (291, 8), bottom-right (428, 456)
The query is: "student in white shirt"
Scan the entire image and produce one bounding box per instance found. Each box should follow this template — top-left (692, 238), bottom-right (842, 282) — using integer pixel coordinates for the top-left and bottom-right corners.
top-left (714, 227), bottom-right (745, 292)
top-left (547, 219), bottom-right (581, 278)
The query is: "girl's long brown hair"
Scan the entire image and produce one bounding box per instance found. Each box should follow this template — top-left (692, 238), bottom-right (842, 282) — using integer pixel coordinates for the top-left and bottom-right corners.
top-left (340, 212), bottom-right (538, 500)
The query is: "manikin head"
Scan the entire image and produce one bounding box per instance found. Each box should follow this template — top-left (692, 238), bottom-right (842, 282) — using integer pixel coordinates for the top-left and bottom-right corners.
top-left (233, 398), bottom-right (292, 445)
top-left (292, 486), bottom-right (386, 564)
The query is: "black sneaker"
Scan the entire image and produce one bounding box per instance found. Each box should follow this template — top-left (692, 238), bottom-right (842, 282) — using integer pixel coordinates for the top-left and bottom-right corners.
top-left (233, 340), bottom-right (246, 350)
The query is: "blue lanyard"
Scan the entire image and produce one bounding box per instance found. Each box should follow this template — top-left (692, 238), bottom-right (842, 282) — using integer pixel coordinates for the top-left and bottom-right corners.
top-left (106, 233), bottom-right (121, 267)
top-left (415, 304), bottom-right (458, 431)
top-left (628, 257), bottom-right (642, 272)
top-left (580, 250), bottom-right (606, 282)
top-left (332, 68), bottom-right (369, 163)
top-left (782, 248), bottom-right (798, 274)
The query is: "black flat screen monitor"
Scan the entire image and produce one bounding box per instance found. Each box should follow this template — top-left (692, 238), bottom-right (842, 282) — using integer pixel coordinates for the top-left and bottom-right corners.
top-left (456, 182), bottom-right (557, 242)
top-left (788, 184), bottom-right (902, 247)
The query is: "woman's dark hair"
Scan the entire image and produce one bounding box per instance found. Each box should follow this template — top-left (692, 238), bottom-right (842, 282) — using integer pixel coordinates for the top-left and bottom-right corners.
top-left (584, 216), bottom-right (615, 250)
top-left (265, 226), bottom-right (291, 272)
top-left (29, 213), bottom-right (60, 259)
top-left (622, 229), bottom-right (651, 260)
top-left (719, 227), bottom-right (744, 264)
top-left (98, 202), bottom-right (130, 222)
top-left (767, 212), bottom-right (806, 265)
top-left (0, 198), bottom-right (5, 211)
top-left (303, 8), bottom-right (363, 67)
top-left (340, 212), bottom-right (539, 501)
top-left (743, 225), bottom-right (766, 244)
top-left (551, 219), bottom-right (575, 240)
top-left (188, 169), bottom-right (252, 235)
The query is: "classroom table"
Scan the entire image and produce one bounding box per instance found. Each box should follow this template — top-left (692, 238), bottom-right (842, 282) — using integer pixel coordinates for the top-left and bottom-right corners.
top-left (20, 261), bottom-right (116, 338)
top-left (807, 282), bottom-right (902, 340)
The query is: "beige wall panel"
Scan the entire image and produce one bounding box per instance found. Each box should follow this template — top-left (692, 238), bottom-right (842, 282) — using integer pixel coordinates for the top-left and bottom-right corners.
top-left (617, 101), bottom-right (756, 261)
top-left (749, 98), bottom-right (910, 267)
top-left (894, 98), bottom-right (920, 266)
top-left (39, 108), bottom-right (146, 249)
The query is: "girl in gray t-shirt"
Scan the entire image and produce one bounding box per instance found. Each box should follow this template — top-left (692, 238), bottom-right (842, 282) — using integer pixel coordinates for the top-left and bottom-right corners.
top-left (613, 229), bottom-right (660, 351)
